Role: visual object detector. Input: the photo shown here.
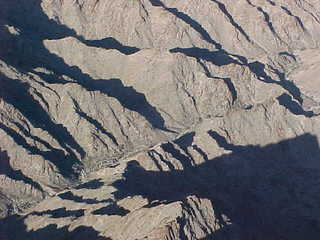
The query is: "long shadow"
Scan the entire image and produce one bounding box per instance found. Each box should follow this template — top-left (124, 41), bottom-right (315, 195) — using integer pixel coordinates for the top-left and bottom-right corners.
top-left (71, 98), bottom-right (119, 146)
top-left (173, 132), bottom-right (210, 162)
top-left (173, 132), bottom-right (195, 152)
top-left (197, 60), bottom-right (238, 103)
top-left (277, 93), bottom-right (315, 117)
top-left (170, 47), bottom-right (303, 111)
top-left (207, 130), bottom-right (248, 152)
top-left (0, 75), bottom-right (84, 177)
top-left (3, 0), bottom-right (139, 56)
top-left (58, 191), bottom-right (112, 205)
top-left (75, 179), bottom-right (105, 190)
top-left (2, 220), bottom-right (111, 240)
top-left (246, 0), bottom-right (283, 42)
top-left (79, 37), bottom-right (140, 55)
top-left (249, 61), bottom-right (303, 104)
top-left (1, 1), bottom-right (172, 133)
top-left (0, 150), bottom-right (43, 192)
top-left (0, 122), bottom-right (79, 178)
top-left (32, 207), bottom-right (84, 219)
top-left (161, 142), bottom-right (194, 169)
top-left (170, 48), bottom-right (239, 103)
top-left (148, 0), bottom-right (222, 48)
top-left (170, 47), bottom-right (239, 66)
top-left (210, 0), bottom-right (252, 43)
top-left (92, 203), bottom-right (130, 216)
top-left (81, 78), bottom-right (174, 132)
top-left (112, 133), bottom-right (320, 239)
top-left (0, 75), bottom-right (85, 158)
top-left (280, 6), bottom-right (307, 30)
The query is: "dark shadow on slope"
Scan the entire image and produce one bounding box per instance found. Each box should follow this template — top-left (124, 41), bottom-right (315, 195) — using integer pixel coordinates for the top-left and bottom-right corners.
top-left (0, 75), bottom-right (85, 159)
top-left (248, 61), bottom-right (304, 104)
top-left (32, 208), bottom-right (84, 219)
top-left (170, 47), bottom-right (304, 114)
top-left (148, 0), bottom-right (222, 48)
top-left (173, 132), bottom-right (195, 152)
top-left (279, 51), bottom-right (297, 61)
top-left (207, 130), bottom-right (248, 152)
top-left (0, 150), bottom-right (43, 192)
top-left (81, 78), bottom-right (174, 132)
top-left (210, 0), bottom-right (252, 43)
top-left (147, 149), bottom-right (176, 171)
top-left (170, 47), bottom-right (303, 110)
top-left (58, 191), bottom-right (113, 205)
top-left (197, 60), bottom-right (238, 103)
top-left (112, 133), bottom-right (320, 239)
top-left (2, 0), bottom-right (139, 55)
top-left (246, 0), bottom-right (283, 42)
top-left (12, 122), bottom-right (59, 152)
top-left (170, 47), bottom-right (239, 103)
top-left (162, 142), bottom-right (194, 169)
top-left (92, 203), bottom-right (130, 216)
top-left (0, 122), bottom-right (79, 178)
top-left (75, 179), bottom-right (105, 190)
top-left (71, 98), bottom-right (118, 146)
top-left (280, 6), bottom-right (306, 31)
top-left (80, 37), bottom-right (140, 55)
top-left (0, 1), bottom-right (172, 133)
top-left (0, 74), bottom-right (84, 176)
top-left (2, 219), bottom-right (111, 240)
top-left (170, 47), bottom-right (239, 66)
top-left (277, 93), bottom-right (314, 117)
top-left (199, 224), bottom-right (242, 240)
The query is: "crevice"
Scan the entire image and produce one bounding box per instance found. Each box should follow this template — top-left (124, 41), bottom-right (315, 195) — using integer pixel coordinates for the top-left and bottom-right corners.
top-left (149, 149), bottom-right (175, 171)
top-left (71, 98), bottom-right (118, 146)
top-left (170, 47), bottom-right (240, 66)
top-left (0, 122), bottom-right (80, 178)
top-left (192, 144), bottom-right (209, 162)
top-left (147, 151), bottom-right (164, 171)
top-left (295, 1), bottom-right (320, 24)
top-left (173, 132), bottom-right (195, 152)
top-left (0, 75), bottom-right (85, 160)
top-left (0, 149), bottom-right (44, 193)
top-left (280, 6), bottom-right (307, 31)
top-left (12, 121), bottom-right (56, 151)
top-left (197, 59), bottom-right (238, 103)
top-left (210, 0), bottom-right (252, 43)
top-left (248, 61), bottom-right (303, 104)
top-left (80, 78), bottom-right (174, 133)
top-left (162, 142), bottom-right (194, 170)
top-left (245, 0), bottom-right (284, 43)
top-left (148, 0), bottom-right (221, 48)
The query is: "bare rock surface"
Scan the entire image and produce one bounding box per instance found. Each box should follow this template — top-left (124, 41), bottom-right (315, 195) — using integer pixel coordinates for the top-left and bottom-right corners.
top-left (1, 0), bottom-right (320, 239)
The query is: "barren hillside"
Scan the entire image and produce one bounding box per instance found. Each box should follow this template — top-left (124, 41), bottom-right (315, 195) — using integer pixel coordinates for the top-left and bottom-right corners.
top-left (1, 0), bottom-right (320, 239)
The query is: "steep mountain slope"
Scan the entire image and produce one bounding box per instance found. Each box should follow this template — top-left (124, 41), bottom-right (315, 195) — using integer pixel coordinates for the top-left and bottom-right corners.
top-left (1, 0), bottom-right (320, 239)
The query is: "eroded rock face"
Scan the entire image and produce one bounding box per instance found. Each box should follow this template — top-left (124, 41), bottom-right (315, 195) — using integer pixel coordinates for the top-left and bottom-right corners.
top-left (1, 0), bottom-right (320, 239)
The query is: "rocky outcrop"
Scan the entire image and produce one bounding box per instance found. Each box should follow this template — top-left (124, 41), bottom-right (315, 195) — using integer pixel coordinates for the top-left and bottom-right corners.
top-left (1, 0), bottom-right (320, 239)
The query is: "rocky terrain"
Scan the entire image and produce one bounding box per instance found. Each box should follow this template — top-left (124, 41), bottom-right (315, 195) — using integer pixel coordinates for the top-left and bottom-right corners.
top-left (1, 0), bottom-right (320, 239)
